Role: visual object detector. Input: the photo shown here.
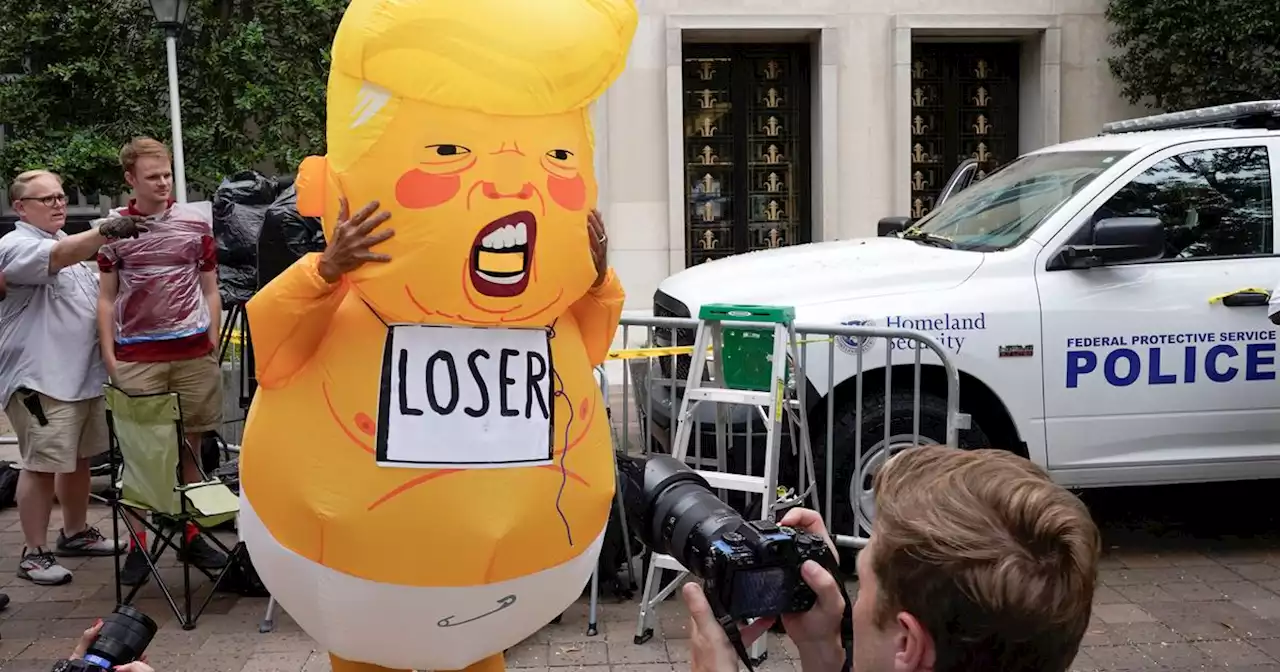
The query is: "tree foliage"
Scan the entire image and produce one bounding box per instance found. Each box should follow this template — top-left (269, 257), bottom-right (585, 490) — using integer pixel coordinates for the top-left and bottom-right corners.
top-left (0, 0), bottom-right (346, 197)
top-left (1106, 0), bottom-right (1280, 112)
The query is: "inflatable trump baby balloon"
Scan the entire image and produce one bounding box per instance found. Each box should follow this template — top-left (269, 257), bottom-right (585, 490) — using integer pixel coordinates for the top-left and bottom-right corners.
top-left (236, 1), bottom-right (636, 670)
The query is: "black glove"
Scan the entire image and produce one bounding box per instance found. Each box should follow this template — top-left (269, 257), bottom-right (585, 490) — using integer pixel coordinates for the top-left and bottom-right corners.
top-left (97, 215), bottom-right (149, 240)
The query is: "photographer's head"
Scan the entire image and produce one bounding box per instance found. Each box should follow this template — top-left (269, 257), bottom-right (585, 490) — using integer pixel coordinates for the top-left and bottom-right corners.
top-left (855, 446), bottom-right (1100, 672)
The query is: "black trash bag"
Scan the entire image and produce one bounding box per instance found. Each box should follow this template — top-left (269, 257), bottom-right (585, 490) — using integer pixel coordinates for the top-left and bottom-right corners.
top-left (261, 185), bottom-right (326, 284)
top-left (271, 184), bottom-right (325, 258)
top-left (212, 170), bottom-right (283, 307)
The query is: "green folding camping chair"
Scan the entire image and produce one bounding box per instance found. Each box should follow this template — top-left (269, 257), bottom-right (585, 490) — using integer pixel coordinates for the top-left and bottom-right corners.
top-left (103, 384), bottom-right (245, 630)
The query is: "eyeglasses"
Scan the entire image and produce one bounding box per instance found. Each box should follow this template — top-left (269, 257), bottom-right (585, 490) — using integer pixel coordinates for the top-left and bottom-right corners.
top-left (18, 194), bottom-right (68, 207)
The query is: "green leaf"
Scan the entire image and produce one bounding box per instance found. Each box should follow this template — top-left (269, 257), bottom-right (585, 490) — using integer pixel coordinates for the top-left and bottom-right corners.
top-left (0, 0), bottom-right (348, 196)
top-left (1107, 0), bottom-right (1280, 112)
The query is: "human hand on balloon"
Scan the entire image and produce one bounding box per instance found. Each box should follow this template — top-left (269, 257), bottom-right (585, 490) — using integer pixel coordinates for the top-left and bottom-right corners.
top-left (588, 208), bottom-right (609, 288)
top-left (317, 197), bottom-right (395, 284)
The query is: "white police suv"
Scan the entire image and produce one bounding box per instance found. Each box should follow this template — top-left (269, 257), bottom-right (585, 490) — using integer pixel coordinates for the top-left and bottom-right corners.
top-left (648, 101), bottom-right (1280, 535)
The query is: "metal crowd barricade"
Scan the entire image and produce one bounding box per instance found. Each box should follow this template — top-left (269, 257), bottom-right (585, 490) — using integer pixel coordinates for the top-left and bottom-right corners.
top-left (605, 315), bottom-right (965, 551)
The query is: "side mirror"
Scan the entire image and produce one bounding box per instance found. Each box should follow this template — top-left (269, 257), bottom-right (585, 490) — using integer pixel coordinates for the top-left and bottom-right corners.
top-left (1048, 216), bottom-right (1166, 270)
top-left (878, 216), bottom-right (912, 237)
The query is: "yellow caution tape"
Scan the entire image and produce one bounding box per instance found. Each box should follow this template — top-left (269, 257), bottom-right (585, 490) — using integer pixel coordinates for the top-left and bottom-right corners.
top-left (224, 330), bottom-right (246, 347)
top-left (1208, 288), bottom-right (1272, 304)
top-left (604, 337), bottom-right (836, 361)
top-left (605, 345), bottom-right (697, 360)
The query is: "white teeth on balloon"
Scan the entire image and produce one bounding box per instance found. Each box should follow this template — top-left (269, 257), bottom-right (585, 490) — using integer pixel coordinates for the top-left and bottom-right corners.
top-left (481, 223), bottom-right (528, 251)
top-left (475, 270), bottom-right (526, 285)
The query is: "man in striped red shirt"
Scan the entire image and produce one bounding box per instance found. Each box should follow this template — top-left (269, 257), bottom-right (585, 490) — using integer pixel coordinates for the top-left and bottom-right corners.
top-left (96, 137), bottom-right (228, 585)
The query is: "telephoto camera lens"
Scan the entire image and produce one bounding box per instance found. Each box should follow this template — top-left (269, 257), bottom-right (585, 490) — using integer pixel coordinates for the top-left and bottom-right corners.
top-left (616, 452), bottom-right (746, 577)
top-left (81, 605), bottom-right (158, 669)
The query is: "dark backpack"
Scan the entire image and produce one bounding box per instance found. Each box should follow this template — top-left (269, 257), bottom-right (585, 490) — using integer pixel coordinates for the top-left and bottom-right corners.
top-left (214, 548), bottom-right (271, 598)
top-left (596, 470), bottom-right (644, 600)
top-left (0, 461), bottom-right (18, 510)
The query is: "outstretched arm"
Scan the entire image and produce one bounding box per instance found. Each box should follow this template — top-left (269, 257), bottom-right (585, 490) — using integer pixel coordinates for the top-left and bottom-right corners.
top-left (246, 254), bottom-right (348, 389)
top-left (571, 269), bottom-right (625, 368)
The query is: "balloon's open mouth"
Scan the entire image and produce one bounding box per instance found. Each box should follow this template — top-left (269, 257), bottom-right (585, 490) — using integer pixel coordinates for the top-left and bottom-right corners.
top-left (469, 211), bottom-right (536, 298)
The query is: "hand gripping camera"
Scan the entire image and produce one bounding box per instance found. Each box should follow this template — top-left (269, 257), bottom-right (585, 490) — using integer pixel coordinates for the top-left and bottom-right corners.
top-left (51, 605), bottom-right (157, 672)
top-left (616, 453), bottom-right (839, 622)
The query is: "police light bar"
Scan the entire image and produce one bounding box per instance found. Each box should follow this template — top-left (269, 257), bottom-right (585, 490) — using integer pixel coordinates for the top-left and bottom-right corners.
top-left (1099, 101), bottom-right (1280, 135)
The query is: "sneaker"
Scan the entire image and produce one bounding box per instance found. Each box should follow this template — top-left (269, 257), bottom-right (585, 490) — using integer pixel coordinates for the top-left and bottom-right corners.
top-left (178, 534), bottom-right (228, 570)
top-left (17, 548), bottom-right (72, 586)
top-left (56, 526), bottom-right (125, 557)
top-left (118, 548), bottom-right (151, 587)
top-left (0, 591), bottom-right (9, 611)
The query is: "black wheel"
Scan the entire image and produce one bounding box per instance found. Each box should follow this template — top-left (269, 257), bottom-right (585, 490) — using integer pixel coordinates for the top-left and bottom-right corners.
top-left (804, 389), bottom-right (990, 540)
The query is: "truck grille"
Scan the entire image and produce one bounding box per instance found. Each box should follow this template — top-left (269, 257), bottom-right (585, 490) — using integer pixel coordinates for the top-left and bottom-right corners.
top-left (653, 290), bottom-right (695, 380)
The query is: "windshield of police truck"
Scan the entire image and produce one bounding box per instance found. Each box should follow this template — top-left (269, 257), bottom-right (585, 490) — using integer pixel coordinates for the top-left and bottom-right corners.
top-left (907, 150), bottom-right (1127, 252)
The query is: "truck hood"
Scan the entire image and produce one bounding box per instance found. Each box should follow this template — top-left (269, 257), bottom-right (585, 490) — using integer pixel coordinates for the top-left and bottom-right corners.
top-left (656, 237), bottom-right (985, 312)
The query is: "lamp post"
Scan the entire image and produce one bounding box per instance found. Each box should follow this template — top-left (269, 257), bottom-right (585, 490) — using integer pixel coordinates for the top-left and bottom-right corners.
top-left (148, 0), bottom-right (191, 203)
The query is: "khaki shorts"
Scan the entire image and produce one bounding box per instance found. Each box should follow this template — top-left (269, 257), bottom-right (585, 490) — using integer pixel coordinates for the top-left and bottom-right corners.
top-left (5, 392), bottom-right (108, 474)
top-left (114, 353), bottom-right (223, 433)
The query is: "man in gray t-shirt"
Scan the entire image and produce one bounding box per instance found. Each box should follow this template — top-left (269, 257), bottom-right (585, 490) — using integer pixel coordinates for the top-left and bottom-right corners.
top-left (0, 170), bottom-right (144, 586)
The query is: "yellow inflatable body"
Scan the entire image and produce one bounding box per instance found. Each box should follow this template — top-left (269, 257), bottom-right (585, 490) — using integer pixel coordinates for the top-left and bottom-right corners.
top-left (237, 2), bottom-right (636, 670)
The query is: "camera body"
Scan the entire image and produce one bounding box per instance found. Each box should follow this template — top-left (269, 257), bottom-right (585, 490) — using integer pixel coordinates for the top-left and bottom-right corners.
top-left (617, 452), bottom-right (837, 621)
top-left (700, 519), bottom-right (835, 621)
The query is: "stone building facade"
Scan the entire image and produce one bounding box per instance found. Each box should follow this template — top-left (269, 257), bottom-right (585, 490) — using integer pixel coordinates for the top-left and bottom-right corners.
top-left (591, 0), bottom-right (1148, 311)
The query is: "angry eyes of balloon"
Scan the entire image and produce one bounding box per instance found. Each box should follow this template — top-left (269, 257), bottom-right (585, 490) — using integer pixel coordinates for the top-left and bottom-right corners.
top-left (427, 144), bottom-right (470, 157)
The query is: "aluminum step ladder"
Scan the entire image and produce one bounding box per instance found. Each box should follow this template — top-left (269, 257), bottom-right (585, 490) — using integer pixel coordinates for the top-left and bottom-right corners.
top-left (633, 303), bottom-right (813, 663)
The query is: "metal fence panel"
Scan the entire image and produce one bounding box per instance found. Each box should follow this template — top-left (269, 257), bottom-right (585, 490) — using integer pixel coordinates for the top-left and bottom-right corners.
top-left (606, 315), bottom-right (964, 546)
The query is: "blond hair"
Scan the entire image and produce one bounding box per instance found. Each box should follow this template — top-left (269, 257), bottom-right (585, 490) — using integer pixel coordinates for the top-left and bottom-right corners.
top-left (871, 446), bottom-right (1100, 672)
top-left (8, 169), bottom-right (62, 202)
top-left (119, 137), bottom-right (171, 174)
top-left (324, 0), bottom-right (636, 172)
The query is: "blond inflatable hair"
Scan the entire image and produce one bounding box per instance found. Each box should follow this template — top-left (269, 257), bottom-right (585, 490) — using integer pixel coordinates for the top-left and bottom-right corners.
top-left (324, 0), bottom-right (634, 173)
top-left (238, 2), bottom-right (636, 672)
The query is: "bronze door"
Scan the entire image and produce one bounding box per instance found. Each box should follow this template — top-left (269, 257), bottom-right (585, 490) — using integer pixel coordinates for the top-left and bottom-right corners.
top-left (682, 44), bottom-right (812, 267)
top-left (908, 43), bottom-right (1020, 220)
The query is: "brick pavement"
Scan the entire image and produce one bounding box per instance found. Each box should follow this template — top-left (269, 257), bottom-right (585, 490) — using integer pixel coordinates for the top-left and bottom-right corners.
top-left (3, 481), bottom-right (1280, 671)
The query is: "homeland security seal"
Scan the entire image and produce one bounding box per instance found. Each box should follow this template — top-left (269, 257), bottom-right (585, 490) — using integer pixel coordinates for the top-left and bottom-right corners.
top-left (835, 318), bottom-right (878, 356)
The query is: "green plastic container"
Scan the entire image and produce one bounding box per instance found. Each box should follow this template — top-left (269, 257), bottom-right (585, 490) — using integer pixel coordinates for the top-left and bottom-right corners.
top-left (698, 304), bottom-right (796, 392)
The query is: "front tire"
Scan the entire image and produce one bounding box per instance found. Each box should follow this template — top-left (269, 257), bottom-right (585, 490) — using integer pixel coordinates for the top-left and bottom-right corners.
top-left (806, 389), bottom-right (990, 539)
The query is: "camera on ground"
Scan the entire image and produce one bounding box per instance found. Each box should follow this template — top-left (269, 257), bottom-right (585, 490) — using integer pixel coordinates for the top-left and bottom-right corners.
top-left (617, 453), bottom-right (835, 621)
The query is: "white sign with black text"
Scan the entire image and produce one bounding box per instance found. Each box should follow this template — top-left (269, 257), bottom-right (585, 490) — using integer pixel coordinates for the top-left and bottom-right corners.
top-left (376, 324), bottom-right (555, 469)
